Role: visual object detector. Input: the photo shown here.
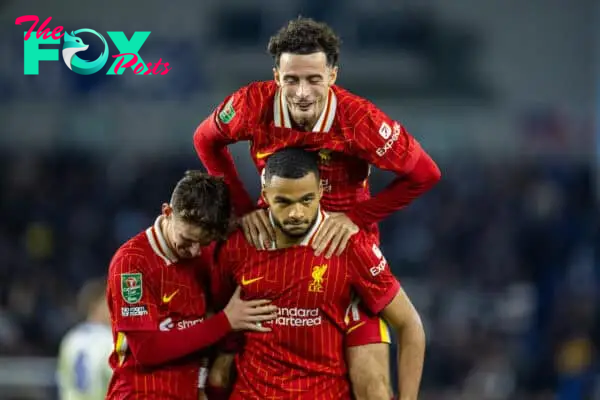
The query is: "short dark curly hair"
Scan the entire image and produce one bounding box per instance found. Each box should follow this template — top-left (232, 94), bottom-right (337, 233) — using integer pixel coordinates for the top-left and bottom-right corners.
top-left (263, 148), bottom-right (320, 185)
top-left (267, 17), bottom-right (341, 67)
top-left (170, 170), bottom-right (232, 239)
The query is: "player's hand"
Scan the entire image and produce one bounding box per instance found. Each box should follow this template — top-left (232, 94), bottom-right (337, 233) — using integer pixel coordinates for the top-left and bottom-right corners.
top-left (312, 212), bottom-right (359, 259)
top-left (241, 209), bottom-right (276, 250)
top-left (224, 286), bottom-right (277, 332)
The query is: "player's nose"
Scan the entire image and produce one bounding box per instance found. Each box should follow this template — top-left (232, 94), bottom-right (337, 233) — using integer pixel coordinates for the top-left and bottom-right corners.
top-left (289, 204), bottom-right (304, 219)
top-left (189, 242), bottom-right (201, 256)
top-left (296, 81), bottom-right (308, 97)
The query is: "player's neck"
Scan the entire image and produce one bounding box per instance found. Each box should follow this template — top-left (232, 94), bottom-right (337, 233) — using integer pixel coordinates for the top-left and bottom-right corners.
top-left (274, 229), bottom-right (304, 249)
top-left (159, 216), bottom-right (177, 256)
top-left (290, 117), bottom-right (316, 132)
top-left (288, 106), bottom-right (325, 132)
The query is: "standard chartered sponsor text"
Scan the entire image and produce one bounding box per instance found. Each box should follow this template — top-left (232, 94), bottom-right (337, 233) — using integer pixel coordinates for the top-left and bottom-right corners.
top-left (264, 307), bottom-right (322, 327)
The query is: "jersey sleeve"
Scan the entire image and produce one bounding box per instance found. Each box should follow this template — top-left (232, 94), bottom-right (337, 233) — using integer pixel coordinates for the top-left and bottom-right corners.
top-left (193, 85), bottom-right (260, 216)
top-left (107, 252), bottom-right (160, 332)
top-left (211, 85), bottom-right (256, 142)
top-left (347, 234), bottom-right (401, 314)
top-left (348, 100), bottom-right (423, 175)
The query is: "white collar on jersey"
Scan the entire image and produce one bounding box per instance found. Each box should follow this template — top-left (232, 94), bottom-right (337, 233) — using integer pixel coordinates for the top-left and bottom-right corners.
top-left (273, 88), bottom-right (337, 132)
top-left (259, 208), bottom-right (328, 250)
top-left (145, 215), bottom-right (178, 265)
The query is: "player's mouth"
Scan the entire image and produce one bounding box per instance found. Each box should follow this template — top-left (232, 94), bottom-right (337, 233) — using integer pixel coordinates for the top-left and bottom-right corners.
top-left (295, 102), bottom-right (313, 111)
top-left (177, 248), bottom-right (199, 258)
top-left (284, 221), bottom-right (308, 230)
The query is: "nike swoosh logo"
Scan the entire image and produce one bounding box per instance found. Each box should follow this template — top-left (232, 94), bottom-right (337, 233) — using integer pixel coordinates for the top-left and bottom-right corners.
top-left (256, 151), bottom-right (273, 160)
top-left (241, 276), bottom-right (263, 286)
top-left (162, 289), bottom-right (179, 303)
top-left (346, 321), bottom-right (366, 334)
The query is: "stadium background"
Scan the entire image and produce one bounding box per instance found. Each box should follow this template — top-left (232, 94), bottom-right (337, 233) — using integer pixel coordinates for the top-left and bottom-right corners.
top-left (0, 0), bottom-right (598, 399)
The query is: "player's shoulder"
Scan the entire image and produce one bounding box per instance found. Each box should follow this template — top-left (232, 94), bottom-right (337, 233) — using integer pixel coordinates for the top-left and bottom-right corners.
top-left (228, 81), bottom-right (277, 110)
top-left (346, 230), bottom-right (381, 256)
top-left (58, 325), bottom-right (79, 349)
top-left (108, 230), bottom-right (153, 274)
top-left (243, 80), bottom-right (277, 98)
top-left (223, 228), bottom-right (253, 252)
top-left (215, 228), bottom-right (252, 260)
top-left (332, 85), bottom-right (383, 123)
top-left (219, 81), bottom-right (277, 127)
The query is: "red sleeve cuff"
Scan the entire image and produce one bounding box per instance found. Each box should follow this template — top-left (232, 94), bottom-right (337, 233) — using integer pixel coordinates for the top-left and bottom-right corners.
top-left (367, 279), bottom-right (401, 314)
top-left (211, 311), bottom-right (233, 333)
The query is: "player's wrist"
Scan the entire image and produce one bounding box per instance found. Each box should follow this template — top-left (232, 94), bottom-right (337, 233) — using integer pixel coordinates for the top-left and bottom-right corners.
top-left (214, 310), bottom-right (233, 331)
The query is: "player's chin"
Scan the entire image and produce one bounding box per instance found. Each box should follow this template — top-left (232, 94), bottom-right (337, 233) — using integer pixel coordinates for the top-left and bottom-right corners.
top-left (283, 225), bottom-right (309, 237)
top-left (176, 249), bottom-right (199, 259)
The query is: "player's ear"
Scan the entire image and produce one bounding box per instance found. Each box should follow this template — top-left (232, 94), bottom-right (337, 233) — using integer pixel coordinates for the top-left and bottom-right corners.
top-left (328, 66), bottom-right (338, 86)
top-left (261, 189), bottom-right (271, 206)
top-left (161, 203), bottom-right (172, 217)
top-left (273, 67), bottom-right (281, 86)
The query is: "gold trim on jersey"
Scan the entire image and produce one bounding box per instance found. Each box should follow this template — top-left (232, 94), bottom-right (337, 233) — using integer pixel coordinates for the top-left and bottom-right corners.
top-left (145, 216), bottom-right (177, 265)
top-left (115, 331), bottom-right (128, 366)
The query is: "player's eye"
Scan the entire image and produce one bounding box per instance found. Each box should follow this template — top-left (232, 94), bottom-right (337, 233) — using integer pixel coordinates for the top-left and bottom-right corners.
top-left (308, 78), bottom-right (322, 84)
top-left (283, 77), bottom-right (298, 85)
top-left (179, 236), bottom-right (195, 245)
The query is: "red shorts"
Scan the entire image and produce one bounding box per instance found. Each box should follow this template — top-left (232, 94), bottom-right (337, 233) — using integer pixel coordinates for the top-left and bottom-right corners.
top-left (344, 293), bottom-right (391, 347)
top-left (344, 228), bottom-right (390, 347)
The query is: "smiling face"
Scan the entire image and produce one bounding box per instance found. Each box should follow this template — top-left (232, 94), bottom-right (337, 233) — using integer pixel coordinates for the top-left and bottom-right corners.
top-left (273, 52), bottom-right (337, 131)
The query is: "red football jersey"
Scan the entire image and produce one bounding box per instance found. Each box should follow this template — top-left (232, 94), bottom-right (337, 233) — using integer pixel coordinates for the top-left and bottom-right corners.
top-left (211, 81), bottom-right (423, 232)
top-left (213, 211), bottom-right (401, 399)
top-left (106, 216), bottom-right (212, 400)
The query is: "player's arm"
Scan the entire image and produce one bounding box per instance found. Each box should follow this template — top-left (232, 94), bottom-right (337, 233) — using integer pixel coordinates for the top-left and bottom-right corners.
top-left (380, 289), bottom-right (425, 400)
top-left (193, 87), bottom-right (256, 216)
top-left (206, 240), bottom-right (246, 398)
top-left (108, 253), bottom-right (275, 367)
top-left (345, 105), bottom-right (441, 228)
top-left (348, 237), bottom-right (425, 400)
